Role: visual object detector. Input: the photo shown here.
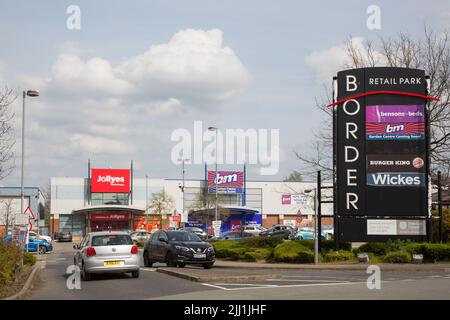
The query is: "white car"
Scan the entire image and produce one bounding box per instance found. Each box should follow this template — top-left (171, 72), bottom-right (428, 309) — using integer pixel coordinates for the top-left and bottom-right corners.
top-left (240, 225), bottom-right (267, 235)
top-left (29, 231), bottom-right (52, 243)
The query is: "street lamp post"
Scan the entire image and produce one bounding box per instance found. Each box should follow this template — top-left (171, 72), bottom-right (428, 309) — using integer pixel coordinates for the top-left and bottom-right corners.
top-left (208, 127), bottom-right (219, 223)
top-left (145, 174), bottom-right (149, 231)
top-left (304, 188), bottom-right (319, 265)
top-left (178, 158), bottom-right (190, 228)
top-left (21, 90), bottom-right (39, 253)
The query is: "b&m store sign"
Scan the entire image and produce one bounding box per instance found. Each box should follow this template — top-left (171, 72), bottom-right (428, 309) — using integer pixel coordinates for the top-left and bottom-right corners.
top-left (207, 171), bottom-right (244, 194)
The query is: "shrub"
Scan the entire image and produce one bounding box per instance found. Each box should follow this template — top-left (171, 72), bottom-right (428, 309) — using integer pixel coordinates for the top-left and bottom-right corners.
top-left (212, 240), bottom-right (241, 258)
top-left (0, 243), bottom-right (21, 291)
top-left (23, 252), bottom-right (36, 266)
top-left (383, 251), bottom-right (412, 263)
top-left (322, 250), bottom-right (355, 263)
top-left (240, 236), bottom-right (283, 248)
top-left (321, 240), bottom-right (352, 252)
top-left (354, 242), bottom-right (390, 256)
top-left (242, 249), bottom-right (273, 262)
top-left (273, 241), bottom-right (314, 263)
top-left (405, 243), bottom-right (450, 262)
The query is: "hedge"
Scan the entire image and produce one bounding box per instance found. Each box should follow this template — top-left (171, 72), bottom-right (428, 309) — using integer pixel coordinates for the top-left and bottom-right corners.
top-left (239, 236), bottom-right (283, 248)
top-left (383, 251), bottom-right (412, 263)
top-left (23, 252), bottom-right (36, 266)
top-left (0, 243), bottom-right (21, 291)
top-left (322, 250), bottom-right (354, 263)
top-left (273, 241), bottom-right (314, 263)
top-left (405, 243), bottom-right (450, 262)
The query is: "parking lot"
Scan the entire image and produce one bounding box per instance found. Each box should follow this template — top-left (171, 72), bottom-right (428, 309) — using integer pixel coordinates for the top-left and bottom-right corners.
top-left (23, 241), bottom-right (450, 300)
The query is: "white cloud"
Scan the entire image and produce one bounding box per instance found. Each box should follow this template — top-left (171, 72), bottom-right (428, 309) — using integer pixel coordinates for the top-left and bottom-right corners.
top-left (6, 28), bottom-right (251, 185)
top-left (304, 37), bottom-right (385, 83)
top-left (70, 133), bottom-right (136, 155)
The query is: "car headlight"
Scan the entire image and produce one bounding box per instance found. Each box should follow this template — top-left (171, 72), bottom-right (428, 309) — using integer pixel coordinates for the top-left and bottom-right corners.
top-left (207, 246), bottom-right (214, 252)
top-left (175, 245), bottom-right (190, 252)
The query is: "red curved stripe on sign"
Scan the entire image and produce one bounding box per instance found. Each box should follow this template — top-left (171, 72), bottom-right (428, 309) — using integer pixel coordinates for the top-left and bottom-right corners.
top-left (325, 90), bottom-right (439, 108)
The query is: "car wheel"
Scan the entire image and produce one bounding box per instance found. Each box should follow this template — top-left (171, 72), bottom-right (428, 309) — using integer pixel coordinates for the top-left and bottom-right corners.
top-left (203, 263), bottom-right (213, 269)
top-left (39, 246), bottom-right (47, 254)
top-left (143, 251), bottom-right (153, 267)
top-left (131, 270), bottom-right (140, 278)
top-left (178, 263), bottom-right (186, 268)
top-left (81, 263), bottom-right (91, 281)
top-left (166, 253), bottom-right (177, 267)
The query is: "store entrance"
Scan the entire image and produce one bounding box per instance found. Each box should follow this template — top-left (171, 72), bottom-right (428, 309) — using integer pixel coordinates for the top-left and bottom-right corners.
top-left (91, 220), bottom-right (129, 232)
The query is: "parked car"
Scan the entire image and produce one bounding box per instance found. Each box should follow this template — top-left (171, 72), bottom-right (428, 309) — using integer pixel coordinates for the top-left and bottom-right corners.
top-left (236, 225), bottom-right (266, 235)
top-left (130, 231), bottom-right (151, 244)
top-left (143, 230), bottom-right (215, 269)
top-left (73, 231), bottom-right (140, 281)
top-left (216, 231), bottom-right (255, 241)
top-left (57, 232), bottom-right (73, 242)
top-left (180, 227), bottom-right (208, 240)
top-left (259, 225), bottom-right (293, 239)
top-left (290, 227), bottom-right (329, 240)
top-left (28, 235), bottom-right (53, 253)
top-left (3, 235), bottom-right (53, 253)
top-left (29, 231), bottom-right (52, 243)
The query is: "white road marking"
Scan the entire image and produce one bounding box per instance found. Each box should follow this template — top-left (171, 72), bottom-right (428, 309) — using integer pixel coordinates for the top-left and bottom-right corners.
top-left (56, 258), bottom-right (67, 261)
top-left (201, 283), bottom-right (231, 291)
top-left (266, 279), bottom-right (351, 283)
top-left (214, 283), bottom-right (278, 287)
top-left (202, 281), bottom-right (367, 291)
top-left (140, 268), bottom-right (157, 272)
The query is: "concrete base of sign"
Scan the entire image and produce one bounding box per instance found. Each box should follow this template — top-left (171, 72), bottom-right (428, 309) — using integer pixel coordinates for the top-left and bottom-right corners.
top-left (357, 253), bottom-right (370, 263)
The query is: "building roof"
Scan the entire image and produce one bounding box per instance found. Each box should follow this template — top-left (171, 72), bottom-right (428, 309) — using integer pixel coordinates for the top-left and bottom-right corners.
top-left (72, 205), bottom-right (145, 214)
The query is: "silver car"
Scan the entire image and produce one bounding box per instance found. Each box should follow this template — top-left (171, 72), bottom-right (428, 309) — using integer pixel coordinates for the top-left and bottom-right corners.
top-left (73, 231), bottom-right (140, 281)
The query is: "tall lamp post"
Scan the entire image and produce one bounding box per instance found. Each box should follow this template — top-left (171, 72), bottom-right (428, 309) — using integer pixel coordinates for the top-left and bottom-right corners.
top-left (145, 174), bottom-right (149, 231)
top-left (208, 127), bottom-right (219, 224)
top-left (303, 188), bottom-right (318, 264)
top-left (22, 90), bottom-right (39, 253)
top-left (178, 158), bottom-right (190, 228)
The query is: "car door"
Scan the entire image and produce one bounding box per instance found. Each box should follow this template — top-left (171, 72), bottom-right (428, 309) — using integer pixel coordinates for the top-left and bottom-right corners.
top-left (28, 236), bottom-right (37, 252)
top-left (158, 231), bottom-right (170, 259)
top-left (75, 236), bottom-right (87, 266)
top-left (148, 232), bottom-right (161, 261)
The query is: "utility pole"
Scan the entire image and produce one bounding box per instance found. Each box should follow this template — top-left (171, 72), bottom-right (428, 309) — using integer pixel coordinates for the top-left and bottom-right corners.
top-left (438, 171), bottom-right (443, 243)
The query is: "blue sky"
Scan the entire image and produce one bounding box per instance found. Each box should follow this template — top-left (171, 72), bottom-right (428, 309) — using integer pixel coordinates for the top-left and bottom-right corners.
top-left (0, 0), bottom-right (449, 188)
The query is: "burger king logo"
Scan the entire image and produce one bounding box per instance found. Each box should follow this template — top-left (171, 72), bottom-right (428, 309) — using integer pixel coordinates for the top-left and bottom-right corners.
top-left (412, 157), bottom-right (424, 169)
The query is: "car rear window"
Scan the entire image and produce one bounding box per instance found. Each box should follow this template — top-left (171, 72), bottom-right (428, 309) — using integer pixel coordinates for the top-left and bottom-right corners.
top-left (91, 234), bottom-right (133, 246)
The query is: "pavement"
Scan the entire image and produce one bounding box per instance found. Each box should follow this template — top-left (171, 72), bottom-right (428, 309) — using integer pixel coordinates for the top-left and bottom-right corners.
top-left (25, 242), bottom-right (450, 300)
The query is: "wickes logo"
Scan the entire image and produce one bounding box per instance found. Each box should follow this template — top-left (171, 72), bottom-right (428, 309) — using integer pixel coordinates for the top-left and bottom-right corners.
top-left (96, 175), bottom-right (125, 185)
top-left (367, 173), bottom-right (425, 187)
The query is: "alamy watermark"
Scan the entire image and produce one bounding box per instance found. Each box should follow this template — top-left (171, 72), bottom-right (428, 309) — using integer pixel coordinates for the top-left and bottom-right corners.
top-left (366, 5), bottom-right (381, 30)
top-left (66, 5), bottom-right (81, 30)
top-left (171, 121), bottom-right (280, 175)
top-left (366, 265), bottom-right (381, 290)
top-left (66, 265), bottom-right (81, 290)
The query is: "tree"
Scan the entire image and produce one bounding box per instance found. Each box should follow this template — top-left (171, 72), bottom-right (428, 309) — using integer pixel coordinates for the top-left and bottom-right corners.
top-left (0, 199), bottom-right (16, 233)
top-left (283, 170), bottom-right (303, 182)
top-left (0, 87), bottom-right (16, 180)
top-left (147, 191), bottom-right (175, 229)
top-left (297, 28), bottom-right (450, 179)
top-left (147, 191), bottom-right (175, 215)
top-left (188, 191), bottom-right (231, 225)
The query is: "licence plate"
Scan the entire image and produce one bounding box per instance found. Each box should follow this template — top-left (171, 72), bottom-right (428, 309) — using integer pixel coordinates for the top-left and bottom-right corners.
top-left (193, 253), bottom-right (206, 259)
top-left (104, 260), bottom-right (124, 266)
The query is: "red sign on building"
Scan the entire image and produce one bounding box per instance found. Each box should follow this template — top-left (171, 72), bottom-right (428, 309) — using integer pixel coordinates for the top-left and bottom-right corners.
top-left (281, 195), bottom-right (292, 205)
top-left (91, 168), bottom-right (130, 193)
top-left (90, 213), bottom-right (130, 221)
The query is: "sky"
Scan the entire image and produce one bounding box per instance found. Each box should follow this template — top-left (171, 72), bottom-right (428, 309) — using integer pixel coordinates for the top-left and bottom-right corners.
top-left (0, 0), bottom-right (449, 189)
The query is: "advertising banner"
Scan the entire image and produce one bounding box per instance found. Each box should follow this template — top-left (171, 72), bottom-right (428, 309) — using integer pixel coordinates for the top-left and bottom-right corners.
top-left (335, 67), bottom-right (429, 242)
top-left (281, 194), bottom-right (308, 205)
top-left (207, 171), bottom-right (244, 194)
top-left (91, 168), bottom-right (131, 193)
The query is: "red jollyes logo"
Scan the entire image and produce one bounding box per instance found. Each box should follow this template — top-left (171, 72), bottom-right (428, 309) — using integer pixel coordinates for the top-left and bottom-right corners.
top-left (91, 169), bottom-right (130, 193)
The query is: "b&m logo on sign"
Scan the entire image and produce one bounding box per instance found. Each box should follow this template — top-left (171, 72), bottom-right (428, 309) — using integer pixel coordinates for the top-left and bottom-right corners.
top-left (91, 168), bottom-right (130, 193)
top-left (366, 105), bottom-right (425, 140)
top-left (208, 171), bottom-right (243, 194)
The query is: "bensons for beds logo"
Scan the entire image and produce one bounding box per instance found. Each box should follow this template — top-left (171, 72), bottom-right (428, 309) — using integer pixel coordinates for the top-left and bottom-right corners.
top-left (367, 173), bottom-right (425, 187)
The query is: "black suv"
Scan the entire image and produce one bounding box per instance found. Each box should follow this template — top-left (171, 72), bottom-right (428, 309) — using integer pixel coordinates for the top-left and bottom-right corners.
top-left (143, 230), bottom-right (215, 269)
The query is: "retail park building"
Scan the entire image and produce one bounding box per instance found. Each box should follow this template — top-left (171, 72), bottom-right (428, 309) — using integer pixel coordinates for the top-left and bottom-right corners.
top-left (50, 167), bottom-right (333, 240)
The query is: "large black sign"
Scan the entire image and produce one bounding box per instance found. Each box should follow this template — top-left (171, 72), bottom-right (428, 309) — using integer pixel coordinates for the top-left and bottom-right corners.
top-left (334, 67), bottom-right (429, 242)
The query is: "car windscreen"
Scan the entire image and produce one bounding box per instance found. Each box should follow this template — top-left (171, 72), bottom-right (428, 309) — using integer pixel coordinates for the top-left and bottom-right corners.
top-left (91, 234), bottom-right (133, 246)
top-left (167, 231), bottom-right (201, 242)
